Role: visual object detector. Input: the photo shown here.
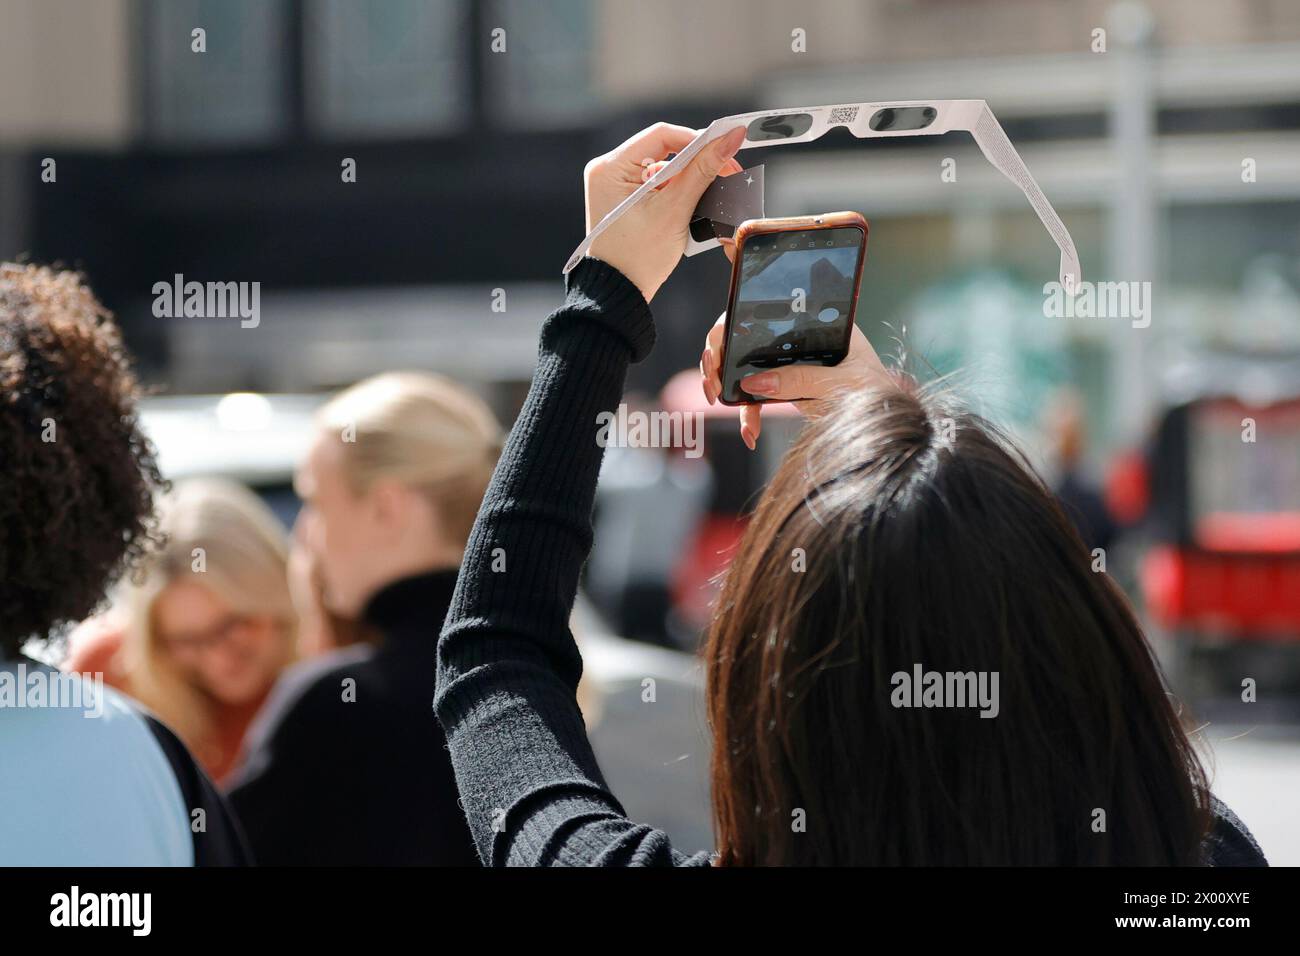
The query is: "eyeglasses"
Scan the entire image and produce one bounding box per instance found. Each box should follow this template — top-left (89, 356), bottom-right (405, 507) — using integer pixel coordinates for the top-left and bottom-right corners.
top-left (564, 100), bottom-right (1082, 290)
top-left (159, 614), bottom-right (252, 658)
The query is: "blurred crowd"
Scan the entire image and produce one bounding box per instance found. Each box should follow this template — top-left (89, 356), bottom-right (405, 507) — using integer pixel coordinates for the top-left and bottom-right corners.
top-left (48, 369), bottom-right (509, 863)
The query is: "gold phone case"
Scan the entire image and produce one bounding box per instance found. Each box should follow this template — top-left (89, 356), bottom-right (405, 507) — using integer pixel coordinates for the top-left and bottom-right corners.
top-left (720, 212), bottom-right (869, 406)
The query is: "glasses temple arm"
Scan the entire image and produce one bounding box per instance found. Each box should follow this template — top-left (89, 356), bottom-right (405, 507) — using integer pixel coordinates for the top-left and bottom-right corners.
top-left (969, 104), bottom-right (1082, 290)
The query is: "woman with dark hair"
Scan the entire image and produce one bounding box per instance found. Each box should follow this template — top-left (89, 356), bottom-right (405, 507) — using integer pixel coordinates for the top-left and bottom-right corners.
top-left (0, 263), bottom-right (249, 865)
top-left (702, 376), bottom-right (1207, 864)
top-left (434, 124), bottom-right (1265, 866)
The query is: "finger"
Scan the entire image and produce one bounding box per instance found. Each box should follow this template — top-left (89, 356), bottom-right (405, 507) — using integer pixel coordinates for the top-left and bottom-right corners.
top-left (739, 363), bottom-right (848, 402)
top-left (644, 154), bottom-right (742, 191)
top-left (704, 312), bottom-right (726, 400)
top-left (642, 159), bottom-right (671, 188)
top-left (739, 404), bottom-right (762, 451)
top-left (700, 345), bottom-right (721, 405)
top-left (666, 126), bottom-right (746, 209)
top-left (718, 237), bottom-right (737, 264)
top-left (698, 348), bottom-right (714, 406)
top-left (706, 311), bottom-right (726, 349)
top-left (614, 123), bottom-right (702, 166)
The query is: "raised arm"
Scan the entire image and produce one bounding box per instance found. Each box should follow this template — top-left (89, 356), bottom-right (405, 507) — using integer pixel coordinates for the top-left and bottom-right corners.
top-left (434, 123), bottom-right (746, 866)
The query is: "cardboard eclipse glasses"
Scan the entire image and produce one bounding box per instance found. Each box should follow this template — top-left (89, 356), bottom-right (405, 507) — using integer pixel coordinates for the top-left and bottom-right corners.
top-left (564, 99), bottom-right (1082, 290)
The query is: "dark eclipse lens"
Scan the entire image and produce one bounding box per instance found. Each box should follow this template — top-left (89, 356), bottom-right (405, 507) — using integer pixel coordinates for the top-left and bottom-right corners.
top-left (745, 113), bottom-right (816, 141)
top-left (869, 106), bottom-right (938, 131)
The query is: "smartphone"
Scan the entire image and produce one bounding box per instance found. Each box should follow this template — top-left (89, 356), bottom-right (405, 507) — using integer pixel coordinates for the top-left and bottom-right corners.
top-left (718, 212), bottom-right (868, 405)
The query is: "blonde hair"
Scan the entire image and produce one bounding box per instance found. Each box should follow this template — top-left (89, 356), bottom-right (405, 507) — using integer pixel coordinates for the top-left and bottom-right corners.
top-left (123, 478), bottom-right (297, 762)
top-left (315, 371), bottom-right (503, 549)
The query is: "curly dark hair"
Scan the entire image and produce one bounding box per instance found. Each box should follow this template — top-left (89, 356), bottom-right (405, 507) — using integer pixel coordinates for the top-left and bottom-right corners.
top-left (0, 263), bottom-right (165, 658)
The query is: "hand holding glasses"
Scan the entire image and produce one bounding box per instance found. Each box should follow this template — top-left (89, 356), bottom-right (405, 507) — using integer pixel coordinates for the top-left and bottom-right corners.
top-left (566, 99), bottom-right (1082, 291)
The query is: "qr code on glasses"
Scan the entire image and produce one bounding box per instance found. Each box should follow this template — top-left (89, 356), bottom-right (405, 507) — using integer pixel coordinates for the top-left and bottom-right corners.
top-left (829, 106), bottom-right (859, 124)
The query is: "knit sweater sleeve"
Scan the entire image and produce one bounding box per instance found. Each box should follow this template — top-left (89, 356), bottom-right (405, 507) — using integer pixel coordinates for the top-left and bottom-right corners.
top-left (434, 256), bottom-right (712, 867)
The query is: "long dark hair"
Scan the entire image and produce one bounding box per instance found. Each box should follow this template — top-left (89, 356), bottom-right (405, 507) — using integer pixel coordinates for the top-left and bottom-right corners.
top-left (704, 374), bottom-right (1210, 865)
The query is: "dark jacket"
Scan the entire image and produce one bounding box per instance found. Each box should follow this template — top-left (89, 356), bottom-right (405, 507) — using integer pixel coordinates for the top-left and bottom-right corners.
top-left (227, 570), bottom-right (479, 866)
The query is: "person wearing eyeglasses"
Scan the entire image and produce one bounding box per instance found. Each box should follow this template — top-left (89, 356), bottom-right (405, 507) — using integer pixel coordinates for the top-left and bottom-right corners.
top-left (433, 123), bottom-right (1266, 866)
top-left (65, 477), bottom-right (298, 786)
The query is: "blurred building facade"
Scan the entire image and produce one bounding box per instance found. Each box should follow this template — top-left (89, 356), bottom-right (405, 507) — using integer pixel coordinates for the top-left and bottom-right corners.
top-left (1, 0), bottom-right (1299, 459)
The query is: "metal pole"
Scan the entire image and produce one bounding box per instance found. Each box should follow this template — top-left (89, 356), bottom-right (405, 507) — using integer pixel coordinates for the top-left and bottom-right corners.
top-left (1107, 1), bottom-right (1158, 445)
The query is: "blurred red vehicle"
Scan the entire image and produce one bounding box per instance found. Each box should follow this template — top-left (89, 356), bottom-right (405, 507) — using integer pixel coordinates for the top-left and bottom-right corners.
top-left (1117, 352), bottom-right (1300, 676)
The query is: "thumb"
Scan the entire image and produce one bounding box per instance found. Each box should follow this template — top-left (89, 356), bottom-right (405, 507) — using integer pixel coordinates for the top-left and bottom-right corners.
top-left (739, 363), bottom-right (846, 402)
top-left (668, 126), bottom-right (746, 208)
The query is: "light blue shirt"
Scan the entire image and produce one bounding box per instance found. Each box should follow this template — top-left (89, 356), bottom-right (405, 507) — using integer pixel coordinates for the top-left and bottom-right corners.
top-left (0, 660), bottom-right (194, 866)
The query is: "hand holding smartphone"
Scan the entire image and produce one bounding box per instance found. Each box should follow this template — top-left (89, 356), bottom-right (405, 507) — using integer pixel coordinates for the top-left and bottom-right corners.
top-left (718, 212), bottom-right (869, 405)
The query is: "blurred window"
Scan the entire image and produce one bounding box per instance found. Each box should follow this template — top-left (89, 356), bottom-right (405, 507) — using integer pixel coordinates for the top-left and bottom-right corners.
top-left (485, 0), bottom-right (595, 128)
top-left (145, 0), bottom-right (290, 144)
top-left (1167, 202), bottom-right (1300, 291)
top-left (305, 0), bottom-right (469, 137)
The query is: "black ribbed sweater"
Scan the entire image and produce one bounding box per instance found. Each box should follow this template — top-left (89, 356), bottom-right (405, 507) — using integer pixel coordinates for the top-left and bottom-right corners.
top-left (435, 256), bottom-right (710, 866)
top-left (433, 256), bottom-right (1266, 868)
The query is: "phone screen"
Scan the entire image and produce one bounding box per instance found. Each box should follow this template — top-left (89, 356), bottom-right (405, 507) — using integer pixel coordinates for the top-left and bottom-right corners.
top-left (721, 225), bottom-right (865, 404)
